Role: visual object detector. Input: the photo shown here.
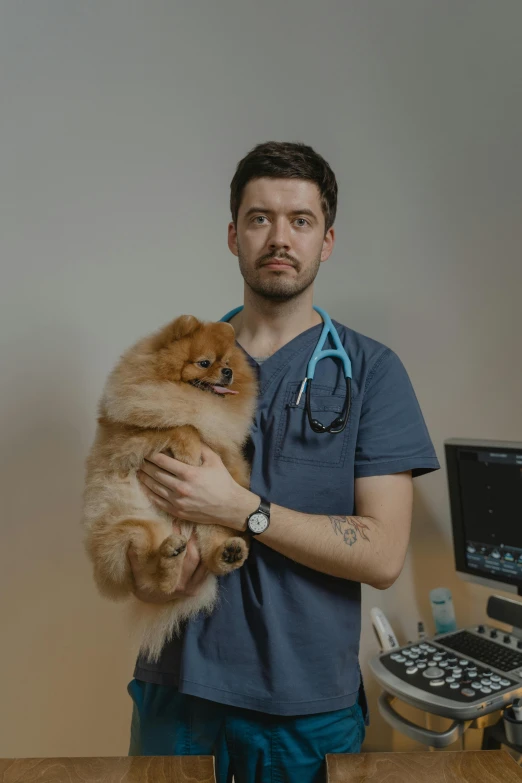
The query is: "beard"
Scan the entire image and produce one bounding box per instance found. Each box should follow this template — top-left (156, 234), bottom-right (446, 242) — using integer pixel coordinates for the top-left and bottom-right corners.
top-left (237, 241), bottom-right (322, 302)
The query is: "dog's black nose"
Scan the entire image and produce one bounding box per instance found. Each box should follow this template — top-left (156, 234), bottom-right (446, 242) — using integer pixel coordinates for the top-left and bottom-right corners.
top-left (221, 367), bottom-right (233, 380)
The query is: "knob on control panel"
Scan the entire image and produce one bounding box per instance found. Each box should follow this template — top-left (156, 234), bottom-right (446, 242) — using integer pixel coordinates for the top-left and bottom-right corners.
top-left (490, 629), bottom-right (498, 638)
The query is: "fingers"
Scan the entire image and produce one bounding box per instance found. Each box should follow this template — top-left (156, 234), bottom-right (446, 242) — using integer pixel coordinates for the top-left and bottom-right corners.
top-left (175, 532), bottom-right (203, 593)
top-left (199, 443), bottom-right (221, 465)
top-left (144, 452), bottom-right (193, 481)
top-left (183, 559), bottom-right (210, 597)
top-left (139, 481), bottom-right (173, 514)
top-left (138, 462), bottom-right (182, 495)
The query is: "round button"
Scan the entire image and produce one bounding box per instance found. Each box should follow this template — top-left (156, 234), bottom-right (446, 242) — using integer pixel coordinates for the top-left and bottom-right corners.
top-left (490, 676), bottom-right (501, 683)
top-left (406, 667), bottom-right (418, 675)
top-left (417, 663), bottom-right (427, 669)
top-left (453, 668), bottom-right (462, 676)
top-left (481, 679), bottom-right (492, 686)
top-left (459, 659), bottom-right (469, 666)
top-left (446, 677), bottom-right (455, 683)
top-left (426, 646), bottom-right (436, 653)
top-left (420, 644), bottom-right (430, 650)
top-left (411, 647), bottom-right (421, 653)
top-left (396, 656), bottom-right (406, 663)
top-left (480, 687), bottom-right (492, 694)
top-left (423, 667), bottom-right (445, 679)
top-left (450, 683), bottom-right (460, 689)
top-left (482, 671), bottom-right (493, 678)
top-left (500, 679), bottom-right (511, 687)
top-left (430, 680), bottom-right (445, 687)
top-left (461, 688), bottom-right (476, 697)
top-left (391, 654), bottom-right (401, 660)
top-left (490, 684), bottom-right (501, 691)
top-left (433, 655), bottom-right (443, 661)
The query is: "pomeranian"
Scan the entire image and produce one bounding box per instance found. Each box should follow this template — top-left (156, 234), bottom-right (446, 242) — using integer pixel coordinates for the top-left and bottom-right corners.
top-left (82, 314), bottom-right (258, 661)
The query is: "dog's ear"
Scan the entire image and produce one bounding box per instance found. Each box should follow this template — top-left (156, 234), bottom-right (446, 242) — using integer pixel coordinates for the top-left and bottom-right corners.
top-left (212, 321), bottom-right (235, 337)
top-left (169, 315), bottom-right (201, 341)
top-left (150, 315), bottom-right (201, 351)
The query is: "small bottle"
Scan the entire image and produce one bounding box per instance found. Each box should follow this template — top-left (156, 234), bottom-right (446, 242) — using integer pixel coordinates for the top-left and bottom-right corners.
top-left (417, 621), bottom-right (427, 640)
top-left (512, 698), bottom-right (522, 722)
top-left (430, 588), bottom-right (457, 634)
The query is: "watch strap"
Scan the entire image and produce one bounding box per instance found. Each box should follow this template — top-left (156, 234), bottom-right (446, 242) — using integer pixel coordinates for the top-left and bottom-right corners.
top-left (257, 497), bottom-right (270, 516)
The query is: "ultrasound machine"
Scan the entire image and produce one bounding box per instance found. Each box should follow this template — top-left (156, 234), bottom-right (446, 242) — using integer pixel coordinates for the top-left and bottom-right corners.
top-left (369, 438), bottom-right (522, 749)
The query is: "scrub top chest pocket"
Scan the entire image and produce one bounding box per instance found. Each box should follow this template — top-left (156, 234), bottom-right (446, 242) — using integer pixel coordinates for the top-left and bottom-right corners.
top-left (275, 381), bottom-right (355, 467)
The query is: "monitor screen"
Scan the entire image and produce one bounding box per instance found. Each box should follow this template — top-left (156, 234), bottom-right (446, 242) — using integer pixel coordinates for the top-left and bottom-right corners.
top-left (445, 438), bottom-right (522, 595)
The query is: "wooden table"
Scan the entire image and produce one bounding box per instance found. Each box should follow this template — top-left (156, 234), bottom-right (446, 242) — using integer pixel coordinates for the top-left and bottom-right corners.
top-left (1, 751), bottom-right (521, 783)
top-left (326, 750), bottom-right (522, 782)
top-left (0, 757), bottom-right (216, 783)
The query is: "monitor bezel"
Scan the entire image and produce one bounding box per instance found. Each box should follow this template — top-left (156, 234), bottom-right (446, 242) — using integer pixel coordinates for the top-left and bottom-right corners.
top-left (444, 438), bottom-right (522, 597)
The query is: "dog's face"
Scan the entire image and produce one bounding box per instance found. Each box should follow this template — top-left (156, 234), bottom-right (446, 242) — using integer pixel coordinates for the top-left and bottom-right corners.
top-left (151, 315), bottom-right (253, 399)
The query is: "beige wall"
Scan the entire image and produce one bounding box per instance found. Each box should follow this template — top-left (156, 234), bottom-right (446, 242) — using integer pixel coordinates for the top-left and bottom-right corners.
top-left (1, 0), bottom-right (521, 758)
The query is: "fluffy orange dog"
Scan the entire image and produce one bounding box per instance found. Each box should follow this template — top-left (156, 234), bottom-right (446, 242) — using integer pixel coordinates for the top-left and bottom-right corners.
top-left (82, 314), bottom-right (258, 661)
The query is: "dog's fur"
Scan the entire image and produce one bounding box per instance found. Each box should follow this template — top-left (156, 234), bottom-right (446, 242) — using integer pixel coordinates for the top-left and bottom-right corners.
top-left (82, 314), bottom-right (257, 661)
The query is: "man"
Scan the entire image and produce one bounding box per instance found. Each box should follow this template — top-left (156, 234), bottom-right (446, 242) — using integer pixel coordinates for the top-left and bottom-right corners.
top-left (127, 141), bottom-right (440, 782)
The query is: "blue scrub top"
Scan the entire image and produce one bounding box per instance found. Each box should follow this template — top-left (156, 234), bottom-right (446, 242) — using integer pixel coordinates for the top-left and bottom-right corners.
top-left (133, 315), bottom-right (440, 717)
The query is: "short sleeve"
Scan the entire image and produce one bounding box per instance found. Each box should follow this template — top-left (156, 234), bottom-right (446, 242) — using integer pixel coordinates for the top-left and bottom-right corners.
top-left (354, 348), bottom-right (440, 479)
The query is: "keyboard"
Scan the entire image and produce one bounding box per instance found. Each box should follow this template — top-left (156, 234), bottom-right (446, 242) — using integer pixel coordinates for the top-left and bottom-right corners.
top-left (439, 630), bottom-right (522, 672)
top-left (369, 624), bottom-right (522, 720)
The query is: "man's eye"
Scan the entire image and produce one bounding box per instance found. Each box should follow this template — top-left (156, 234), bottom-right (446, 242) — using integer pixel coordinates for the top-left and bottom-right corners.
top-left (295, 218), bottom-right (309, 227)
top-left (254, 216), bottom-right (268, 224)
top-left (197, 360), bottom-right (211, 368)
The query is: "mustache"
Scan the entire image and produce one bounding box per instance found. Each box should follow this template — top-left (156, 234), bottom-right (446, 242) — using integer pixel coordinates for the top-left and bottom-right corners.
top-left (258, 253), bottom-right (298, 268)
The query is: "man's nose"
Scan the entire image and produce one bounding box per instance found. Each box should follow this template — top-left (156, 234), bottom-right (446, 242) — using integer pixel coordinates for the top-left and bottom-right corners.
top-left (268, 218), bottom-right (291, 251)
top-left (221, 367), bottom-right (233, 381)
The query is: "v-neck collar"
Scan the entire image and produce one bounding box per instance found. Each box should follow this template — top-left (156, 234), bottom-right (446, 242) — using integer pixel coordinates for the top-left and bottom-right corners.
top-left (234, 322), bottom-right (324, 396)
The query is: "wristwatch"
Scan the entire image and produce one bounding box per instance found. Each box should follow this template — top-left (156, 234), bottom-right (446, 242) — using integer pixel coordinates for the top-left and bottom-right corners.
top-left (246, 497), bottom-right (271, 535)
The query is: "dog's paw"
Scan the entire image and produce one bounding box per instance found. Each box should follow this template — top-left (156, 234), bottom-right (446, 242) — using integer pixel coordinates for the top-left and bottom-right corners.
top-left (213, 537), bottom-right (248, 574)
top-left (159, 534), bottom-right (187, 558)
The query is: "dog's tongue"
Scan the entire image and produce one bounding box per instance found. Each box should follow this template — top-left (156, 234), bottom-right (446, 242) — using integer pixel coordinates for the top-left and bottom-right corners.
top-left (211, 385), bottom-right (239, 395)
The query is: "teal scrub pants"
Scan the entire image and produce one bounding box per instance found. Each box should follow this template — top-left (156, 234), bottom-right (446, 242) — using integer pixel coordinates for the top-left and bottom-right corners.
top-left (127, 679), bottom-right (365, 783)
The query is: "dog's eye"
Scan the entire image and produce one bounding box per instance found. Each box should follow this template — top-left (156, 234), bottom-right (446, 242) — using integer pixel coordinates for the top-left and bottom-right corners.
top-left (197, 360), bottom-right (211, 368)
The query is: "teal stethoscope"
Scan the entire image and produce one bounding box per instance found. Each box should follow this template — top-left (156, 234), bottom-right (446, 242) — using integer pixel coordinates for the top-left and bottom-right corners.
top-left (220, 305), bottom-right (352, 435)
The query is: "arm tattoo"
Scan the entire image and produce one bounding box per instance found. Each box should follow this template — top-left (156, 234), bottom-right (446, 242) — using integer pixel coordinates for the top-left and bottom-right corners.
top-left (329, 515), bottom-right (371, 547)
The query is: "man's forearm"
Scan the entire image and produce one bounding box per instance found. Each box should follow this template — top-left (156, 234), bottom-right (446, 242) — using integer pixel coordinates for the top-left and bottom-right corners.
top-left (228, 489), bottom-right (403, 589)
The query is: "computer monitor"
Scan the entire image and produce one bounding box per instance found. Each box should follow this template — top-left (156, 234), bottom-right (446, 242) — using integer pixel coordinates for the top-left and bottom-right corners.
top-left (445, 438), bottom-right (522, 596)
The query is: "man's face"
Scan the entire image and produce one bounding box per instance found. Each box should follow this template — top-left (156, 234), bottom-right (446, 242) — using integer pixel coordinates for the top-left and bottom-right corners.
top-left (228, 177), bottom-right (335, 302)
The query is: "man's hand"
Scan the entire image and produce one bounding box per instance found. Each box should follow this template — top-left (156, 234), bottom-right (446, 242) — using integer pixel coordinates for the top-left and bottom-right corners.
top-left (128, 526), bottom-right (209, 604)
top-left (137, 443), bottom-right (258, 530)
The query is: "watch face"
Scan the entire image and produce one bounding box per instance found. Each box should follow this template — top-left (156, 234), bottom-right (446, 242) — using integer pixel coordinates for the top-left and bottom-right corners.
top-left (248, 512), bottom-right (269, 534)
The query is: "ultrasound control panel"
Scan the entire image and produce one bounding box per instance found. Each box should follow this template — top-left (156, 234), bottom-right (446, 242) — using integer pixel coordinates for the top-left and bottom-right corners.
top-left (369, 625), bottom-right (522, 720)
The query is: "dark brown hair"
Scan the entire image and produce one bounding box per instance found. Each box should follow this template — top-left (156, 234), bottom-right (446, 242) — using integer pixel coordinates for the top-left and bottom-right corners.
top-left (230, 141), bottom-right (338, 233)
